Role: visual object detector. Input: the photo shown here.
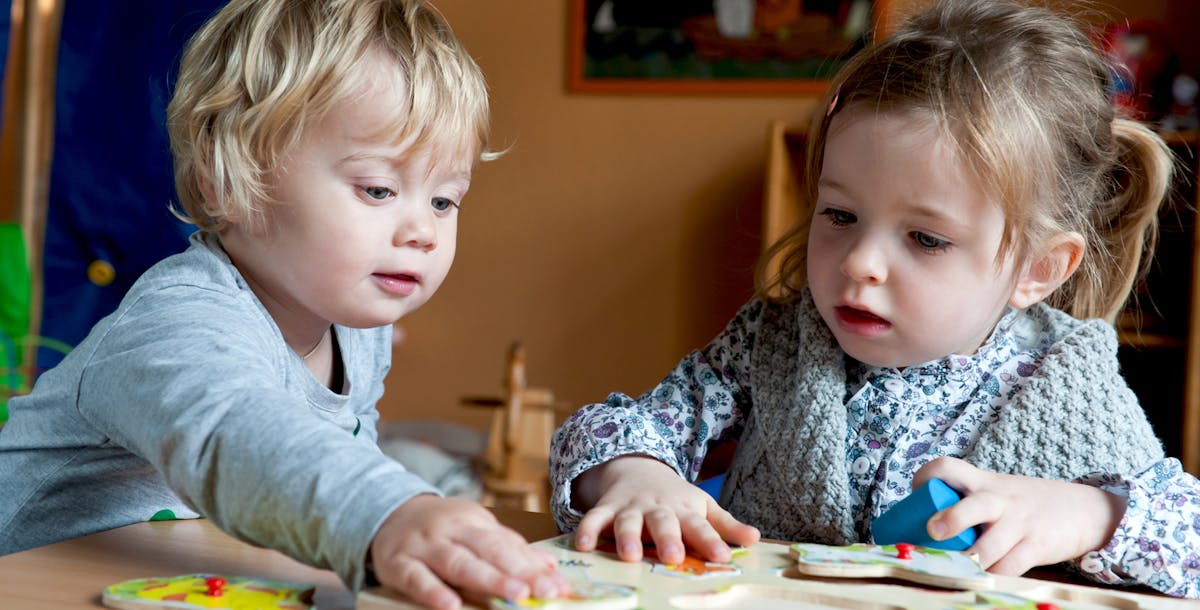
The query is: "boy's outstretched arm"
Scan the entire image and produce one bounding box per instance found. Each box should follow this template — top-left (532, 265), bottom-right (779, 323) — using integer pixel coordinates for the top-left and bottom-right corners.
top-left (369, 496), bottom-right (568, 610)
top-left (571, 455), bottom-right (760, 566)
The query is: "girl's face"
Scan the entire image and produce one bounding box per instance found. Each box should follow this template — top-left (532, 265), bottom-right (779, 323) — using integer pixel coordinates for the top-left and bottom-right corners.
top-left (807, 110), bottom-right (1024, 369)
top-left (219, 64), bottom-right (470, 351)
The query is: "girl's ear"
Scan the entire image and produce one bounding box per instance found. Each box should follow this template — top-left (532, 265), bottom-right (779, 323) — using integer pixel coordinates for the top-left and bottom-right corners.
top-left (1009, 232), bottom-right (1084, 309)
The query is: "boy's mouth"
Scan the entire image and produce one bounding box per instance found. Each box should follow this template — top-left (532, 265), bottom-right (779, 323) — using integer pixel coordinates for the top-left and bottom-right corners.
top-left (373, 272), bottom-right (421, 295)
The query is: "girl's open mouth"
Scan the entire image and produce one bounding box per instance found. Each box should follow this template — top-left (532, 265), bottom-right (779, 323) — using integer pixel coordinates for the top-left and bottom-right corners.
top-left (835, 306), bottom-right (891, 336)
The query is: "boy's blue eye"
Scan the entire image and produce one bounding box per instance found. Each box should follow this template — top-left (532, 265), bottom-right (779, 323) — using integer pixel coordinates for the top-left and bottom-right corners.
top-left (819, 207), bottom-right (855, 226)
top-left (431, 197), bottom-right (458, 212)
top-left (911, 231), bottom-right (949, 251)
top-left (363, 186), bottom-right (393, 200)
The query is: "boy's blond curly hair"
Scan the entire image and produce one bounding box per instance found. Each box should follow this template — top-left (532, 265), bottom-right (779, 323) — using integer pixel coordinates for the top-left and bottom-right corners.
top-left (168, 0), bottom-right (491, 233)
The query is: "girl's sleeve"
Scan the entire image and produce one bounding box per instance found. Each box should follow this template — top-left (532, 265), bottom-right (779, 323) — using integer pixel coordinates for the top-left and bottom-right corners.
top-left (1073, 458), bottom-right (1200, 598)
top-left (548, 299), bottom-right (765, 532)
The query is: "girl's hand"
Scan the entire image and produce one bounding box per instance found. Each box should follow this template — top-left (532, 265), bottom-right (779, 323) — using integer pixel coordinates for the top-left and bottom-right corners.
top-left (913, 457), bottom-right (1127, 575)
top-left (570, 455), bottom-right (760, 565)
top-left (370, 495), bottom-right (570, 610)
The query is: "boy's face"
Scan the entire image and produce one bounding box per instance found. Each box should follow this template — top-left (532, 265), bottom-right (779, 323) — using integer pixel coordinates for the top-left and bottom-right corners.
top-left (220, 69), bottom-right (469, 340)
top-left (806, 111), bottom-right (1023, 369)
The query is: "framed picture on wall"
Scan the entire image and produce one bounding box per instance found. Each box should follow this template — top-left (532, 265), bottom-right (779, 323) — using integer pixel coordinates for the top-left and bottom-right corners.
top-left (568, 0), bottom-right (892, 95)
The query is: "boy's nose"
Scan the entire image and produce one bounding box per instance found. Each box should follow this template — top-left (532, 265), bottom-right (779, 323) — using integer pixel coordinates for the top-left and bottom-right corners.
top-left (395, 205), bottom-right (437, 251)
top-left (840, 237), bottom-right (887, 285)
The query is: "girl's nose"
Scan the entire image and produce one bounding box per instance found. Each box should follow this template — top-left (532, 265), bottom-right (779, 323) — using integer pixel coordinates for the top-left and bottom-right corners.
top-left (395, 204), bottom-right (437, 251)
top-left (840, 237), bottom-right (887, 285)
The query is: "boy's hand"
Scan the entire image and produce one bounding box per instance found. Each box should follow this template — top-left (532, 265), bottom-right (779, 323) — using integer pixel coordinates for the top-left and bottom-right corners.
top-left (913, 457), bottom-right (1126, 575)
top-left (571, 455), bottom-right (760, 566)
top-left (370, 495), bottom-right (570, 610)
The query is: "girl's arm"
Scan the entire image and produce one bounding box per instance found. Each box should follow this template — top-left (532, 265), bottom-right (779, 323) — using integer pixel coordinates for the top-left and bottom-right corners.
top-left (915, 457), bottom-right (1200, 599)
top-left (1074, 458), bottom-right (1200, 598)
top-left (548, 300), bottom-right (767, 559)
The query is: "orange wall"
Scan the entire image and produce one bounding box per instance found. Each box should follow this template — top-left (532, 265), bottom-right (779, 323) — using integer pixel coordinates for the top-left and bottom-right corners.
top-left (378, 0), bottom-right (1192, 430)
top-left (378, 2), bottom-right (820, 428)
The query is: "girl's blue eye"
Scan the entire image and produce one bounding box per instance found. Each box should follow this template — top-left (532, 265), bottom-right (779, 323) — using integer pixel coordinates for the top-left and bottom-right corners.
top-left (363, 186), bottom-right (393, 200)
top-left (912, 231), bottom-right (949, 251)
top-left (431, 197), bottom-right (458, 212)
top-left (819, 208), bottom-right (855, 226)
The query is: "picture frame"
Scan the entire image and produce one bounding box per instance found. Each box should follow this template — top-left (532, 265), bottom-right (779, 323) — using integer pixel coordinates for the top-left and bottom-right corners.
top-left (568, 0), bottom-right (892, 95)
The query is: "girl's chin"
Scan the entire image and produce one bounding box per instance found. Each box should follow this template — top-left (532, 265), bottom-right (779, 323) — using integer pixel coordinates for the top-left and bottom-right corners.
top-left (838, 341), bottom-right (924, 370)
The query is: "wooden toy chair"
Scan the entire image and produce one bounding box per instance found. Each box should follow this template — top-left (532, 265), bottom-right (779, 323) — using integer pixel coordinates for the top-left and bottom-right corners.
top-left (461, 343), bottom-right (572, 512)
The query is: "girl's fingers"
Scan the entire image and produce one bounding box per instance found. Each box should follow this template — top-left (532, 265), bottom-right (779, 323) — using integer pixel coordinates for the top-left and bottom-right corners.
top-left (706, 502), bottom-right (761, 548)
top-left (611, 509), bottom-right (647, 561)
top-left (913, 456), bottom-right (984, 494)
top-left (946, 493), bottom-right (1016, 569)
top-left (926, 491), bottom-right (1001, 545)
top-left (679, 509), bottom-right (731, 562)
top-left (986, 536), bottom-right (1040, 576)
top-left (574, 505), bottom-right (616, 551)
top-left (644, 507), bottom-right (687, 564)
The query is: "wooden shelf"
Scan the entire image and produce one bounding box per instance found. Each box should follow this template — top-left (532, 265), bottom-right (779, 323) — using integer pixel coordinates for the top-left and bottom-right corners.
top-left (1112, 128), bottom-right (1199, 474)
top-left (1160, 130), bottom-right (1198, 146)
top-left (1118, 330), bottom-right (1187, 349)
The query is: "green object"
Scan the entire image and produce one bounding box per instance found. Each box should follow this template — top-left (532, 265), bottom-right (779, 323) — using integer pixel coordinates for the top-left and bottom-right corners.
top-left (0, 223), bottom-right (30, 426)
top-left (149, 509), bottom-right (178, 521)
top-left (0, 223), bottom-right (29, 355)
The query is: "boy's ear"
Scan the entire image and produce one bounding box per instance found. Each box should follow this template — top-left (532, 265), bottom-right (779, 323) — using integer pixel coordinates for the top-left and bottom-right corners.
top-left (1009, 232), bottom-right (1085, 309)
top-left (196, 171), bottom-right (238, 224)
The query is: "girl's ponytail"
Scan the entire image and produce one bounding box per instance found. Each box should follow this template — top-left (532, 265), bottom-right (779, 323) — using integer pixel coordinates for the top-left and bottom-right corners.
top-left (1065, 119), bottom-right (1173, 322)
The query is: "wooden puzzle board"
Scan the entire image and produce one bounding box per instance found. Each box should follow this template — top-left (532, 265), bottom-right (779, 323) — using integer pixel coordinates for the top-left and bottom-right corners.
top-left (357, 535), bottom-right (1195, 610)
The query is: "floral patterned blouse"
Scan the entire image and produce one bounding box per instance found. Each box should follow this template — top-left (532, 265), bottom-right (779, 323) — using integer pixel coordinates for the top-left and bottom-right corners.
top-left (550, 299), bottom-right (1200, 598)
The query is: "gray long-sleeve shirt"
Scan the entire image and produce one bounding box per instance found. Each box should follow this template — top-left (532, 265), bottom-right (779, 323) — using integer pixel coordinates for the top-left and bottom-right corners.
top-left (0, 231), bottom-right (437, 589)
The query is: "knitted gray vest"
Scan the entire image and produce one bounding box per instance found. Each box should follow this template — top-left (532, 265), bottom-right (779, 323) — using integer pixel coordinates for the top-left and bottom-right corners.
top-left (720, 291), bottom-right (1164, 543)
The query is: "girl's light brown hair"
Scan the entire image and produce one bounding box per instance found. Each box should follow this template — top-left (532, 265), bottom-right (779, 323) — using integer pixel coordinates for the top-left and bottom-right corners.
top-left (168, 0), bottom-right (491, 233)
top-left (758, 0), bottom-right (1174, 322)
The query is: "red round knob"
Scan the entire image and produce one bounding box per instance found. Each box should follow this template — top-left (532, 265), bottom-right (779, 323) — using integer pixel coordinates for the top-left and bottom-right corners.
top-left (205, 577), bottom-right (227, 597)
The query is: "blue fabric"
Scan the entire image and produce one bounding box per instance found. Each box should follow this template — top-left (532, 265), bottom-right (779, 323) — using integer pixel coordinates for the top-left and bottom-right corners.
top-left (37, 1), bottom-right (226, 372)
top-left (696, 473), bottom-right (725, 501)
top-left (0, 4), bottom-right (8, 130)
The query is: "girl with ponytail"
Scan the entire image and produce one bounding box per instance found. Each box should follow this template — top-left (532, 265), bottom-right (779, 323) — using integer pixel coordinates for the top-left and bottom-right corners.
top-left (552, 0), bottom-right (1199, 597)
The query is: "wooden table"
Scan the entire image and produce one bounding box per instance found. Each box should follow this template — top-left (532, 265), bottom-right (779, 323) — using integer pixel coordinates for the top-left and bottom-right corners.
top-left (0, 508), bottom-right (557, 610)
top-left (0, 509), bottom-right (1191, 610)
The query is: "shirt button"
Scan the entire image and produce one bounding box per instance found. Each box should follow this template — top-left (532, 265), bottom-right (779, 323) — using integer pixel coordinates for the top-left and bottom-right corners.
top-left (1078, 552), bottom-right (1104, 574)
top-left (852, 456), bottom-right (872, 476)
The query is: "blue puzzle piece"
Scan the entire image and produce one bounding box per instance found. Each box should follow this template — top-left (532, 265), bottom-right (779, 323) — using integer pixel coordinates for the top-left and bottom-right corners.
top-left (871, 478), bottom-right (977, 551)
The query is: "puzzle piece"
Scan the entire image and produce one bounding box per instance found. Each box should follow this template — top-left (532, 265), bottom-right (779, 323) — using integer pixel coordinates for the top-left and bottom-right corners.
top-left (592, 538), bottom-right (745, 580)
top-left (668, 582), bottom-right (908, 609)
top-left (358, 534), bottom-right (1164, 610)
top-left (954, 590), bottom-right (1142, 610)
top-left (667, 588), bottom-right (1143, 610)
top-left (489, 582), bottom-right (637, 610)
top-left (790, 542), bottom-right (994, 590)
top-left (101, 573), bottom-right (314, 610)
top-left (872, 478), bottom-right (978, 551)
